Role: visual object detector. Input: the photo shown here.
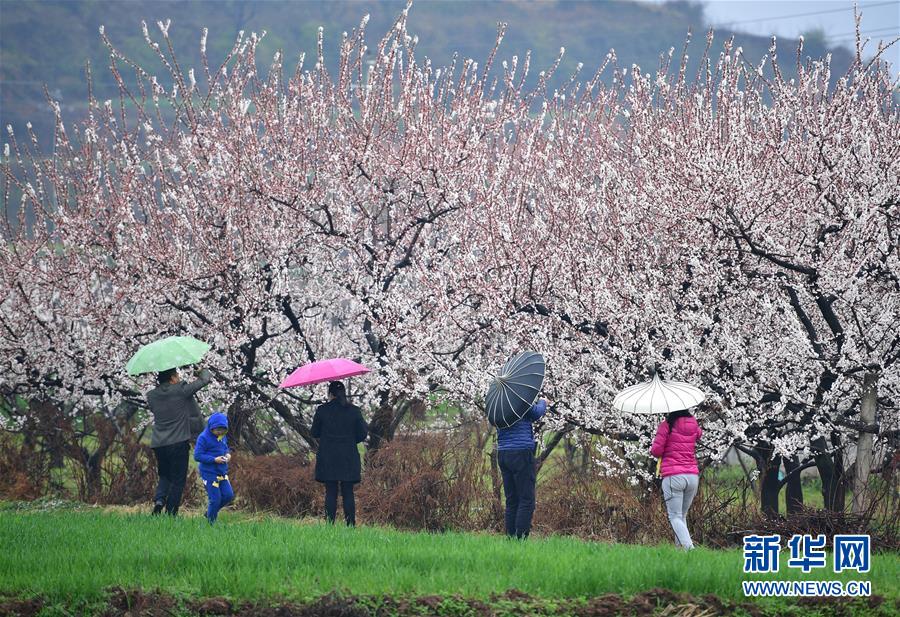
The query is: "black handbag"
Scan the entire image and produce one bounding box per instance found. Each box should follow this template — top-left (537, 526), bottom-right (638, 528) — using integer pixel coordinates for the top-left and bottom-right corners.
top-left (189, 413), bottom-right (205, 438)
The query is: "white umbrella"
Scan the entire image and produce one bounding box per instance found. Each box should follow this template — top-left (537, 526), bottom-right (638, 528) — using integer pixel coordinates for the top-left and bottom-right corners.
top-left (612, 373), bottom-right (706, 414)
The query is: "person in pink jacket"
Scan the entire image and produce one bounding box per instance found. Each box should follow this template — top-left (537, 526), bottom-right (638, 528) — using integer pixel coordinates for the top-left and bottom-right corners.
top-left (650, 408), bottom-right (702, 550)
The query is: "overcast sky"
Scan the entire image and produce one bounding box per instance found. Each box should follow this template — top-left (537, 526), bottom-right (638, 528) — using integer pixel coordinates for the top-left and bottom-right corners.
top-left (691, 0), bottom-right (899, 72)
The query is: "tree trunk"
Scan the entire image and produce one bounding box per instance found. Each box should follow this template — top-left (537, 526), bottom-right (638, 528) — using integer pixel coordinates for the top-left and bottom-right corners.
top-left (227, 398), bottom-right (274, 454)
top-left (760, 456), bottom-right (782, 517)
top-left (853, 372), bottom-right (878, 514)
top-left (580, 435), bottom-right (592, 472)
top-left (265, 394), bottom-right (317, 449)
top-left (367, 398), bottom-right (394, 452)
top-left (86, 415), bottom-right (119, 501)
top-left (813, 435), bottom-right (847, 512)
top-left (563, 436), bottom-right (577, 466)
top-left (737, 448), bottom-right (757, 492)
top-left (384, 399), bottom-right (415, 441)
top-left (833, 439), bottom-right (848, 510)
top-left (240, 423), bottom-right (278, 455)
top-left (536, 427), bottom-right (572, 472)
top-left (755, 443), bottom-right (781, 517)
top-left (784, 457), bottom-right (804, 514)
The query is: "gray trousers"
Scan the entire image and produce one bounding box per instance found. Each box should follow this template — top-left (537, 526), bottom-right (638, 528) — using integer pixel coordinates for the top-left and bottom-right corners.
top-left (661, 473), bottom-right (699, 549)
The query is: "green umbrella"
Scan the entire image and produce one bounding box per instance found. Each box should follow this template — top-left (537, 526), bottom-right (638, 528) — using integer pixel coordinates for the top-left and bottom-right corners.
top-left (126, 336), bottom-right (210, 376)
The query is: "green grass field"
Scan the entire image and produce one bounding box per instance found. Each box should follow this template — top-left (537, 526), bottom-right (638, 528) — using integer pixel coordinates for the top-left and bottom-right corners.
top-left (2, 509), bottom-right (897, 605)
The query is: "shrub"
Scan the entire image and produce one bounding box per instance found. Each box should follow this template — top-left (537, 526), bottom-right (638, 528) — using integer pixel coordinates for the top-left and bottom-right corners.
top-left (0, 433), bottom-right (50, 500)
top-left (357, 432), bottom-right (498, 532)
top-left (230, 453), bottom-right (322, 517)
top-left (533, 458), bottom-right (671, 543)
top-left (534, 455), bottom-right (764, 547)
top-left (90, 425), bottom-right (159, 505)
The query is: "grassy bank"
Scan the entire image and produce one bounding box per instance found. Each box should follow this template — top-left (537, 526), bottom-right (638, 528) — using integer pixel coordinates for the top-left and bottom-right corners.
top-left (2, 509), bottom-right (897, 605)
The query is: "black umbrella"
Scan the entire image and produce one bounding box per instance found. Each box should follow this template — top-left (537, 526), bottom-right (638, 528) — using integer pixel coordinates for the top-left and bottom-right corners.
top-left (485, 351), bottom-right (546, 428)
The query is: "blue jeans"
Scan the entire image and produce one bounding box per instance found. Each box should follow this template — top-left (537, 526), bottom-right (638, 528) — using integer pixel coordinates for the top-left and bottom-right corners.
top-left (202, 473), bottom-right (234, 524)
top-left (499, 448), bottom-right (536, 539)
top-left (662, 473), bottom-right (699, 549)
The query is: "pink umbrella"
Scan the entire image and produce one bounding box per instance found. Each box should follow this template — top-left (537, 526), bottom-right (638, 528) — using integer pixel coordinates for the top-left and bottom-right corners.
top-left (279, 358), bottom-right (371, 389)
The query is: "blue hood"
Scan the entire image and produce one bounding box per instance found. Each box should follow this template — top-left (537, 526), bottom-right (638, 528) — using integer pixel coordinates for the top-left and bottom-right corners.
top-left (195, 411), bottom-right (230, 476)
top-left (207, 412), bottom-right (228, 431)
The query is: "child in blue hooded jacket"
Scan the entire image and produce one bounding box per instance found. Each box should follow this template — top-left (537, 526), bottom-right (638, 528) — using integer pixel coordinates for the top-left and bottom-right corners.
top-left (193, 412), bottom-right (234, 523)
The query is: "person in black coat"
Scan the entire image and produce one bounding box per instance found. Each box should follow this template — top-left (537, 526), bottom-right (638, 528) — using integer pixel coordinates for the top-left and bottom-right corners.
top-left (311, 381), bottom-right (368, 526)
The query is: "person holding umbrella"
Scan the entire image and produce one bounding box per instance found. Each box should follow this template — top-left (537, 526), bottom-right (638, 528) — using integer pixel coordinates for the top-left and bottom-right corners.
top-left (651, 408), bottom-right (702, 550)
top-left (311, 381), bottom-right (369, 526)
top-left (485, 351), bottom-right (548, 540)
top-left (613, 371), bottom-right (704, 550)
top-left (498, 397), bottom-right (548, 539)
top-left (279, 358), bottom-right (372, 526)
top-left (128, 336), bottom-right (213, 516)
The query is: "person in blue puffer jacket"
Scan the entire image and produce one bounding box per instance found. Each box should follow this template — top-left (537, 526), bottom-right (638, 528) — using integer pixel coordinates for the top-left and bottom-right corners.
top-left (497, 397), bottom-right (548, 539)
top-left (193, 412), bottom-right (234, 524)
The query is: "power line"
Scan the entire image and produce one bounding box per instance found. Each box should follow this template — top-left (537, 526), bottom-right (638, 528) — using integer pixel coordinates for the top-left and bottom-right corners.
top-left (829, 26), bottom-right (900, 38)
top-left (831, 33), bottom-right (899, 43)
top-left (830, 37), bottom-right (898, 45)
top-left (719, 2), bottom-right (898, 27)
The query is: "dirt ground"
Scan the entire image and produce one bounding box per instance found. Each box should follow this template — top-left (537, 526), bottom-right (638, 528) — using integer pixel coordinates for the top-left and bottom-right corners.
top-left (1, 588), bottom-right (897, 617)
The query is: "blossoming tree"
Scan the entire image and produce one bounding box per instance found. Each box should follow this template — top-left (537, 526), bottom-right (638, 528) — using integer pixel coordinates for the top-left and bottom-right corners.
top-left (2, 3), bottom-right (897, 517)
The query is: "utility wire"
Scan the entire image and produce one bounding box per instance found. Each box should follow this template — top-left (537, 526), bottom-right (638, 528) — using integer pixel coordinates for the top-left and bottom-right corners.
top-left (830, 27), bottom-right (900, 42)
top-left (831, 35), bottom-right (899, 43)
top-left (718, 1), bottom-right (897, 27)
top-left (829, 26), bottom-right (900, 38)
top-left (825, 28), bottom-right (900, 41)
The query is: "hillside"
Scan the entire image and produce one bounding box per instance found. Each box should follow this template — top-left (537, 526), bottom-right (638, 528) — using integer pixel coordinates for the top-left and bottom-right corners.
top-left (0, 0), bottom-right (857, 149)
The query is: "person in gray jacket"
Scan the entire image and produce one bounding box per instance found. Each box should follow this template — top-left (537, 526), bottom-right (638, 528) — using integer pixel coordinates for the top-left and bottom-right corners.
top-left (147, 366), bottom-right (212, 515)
